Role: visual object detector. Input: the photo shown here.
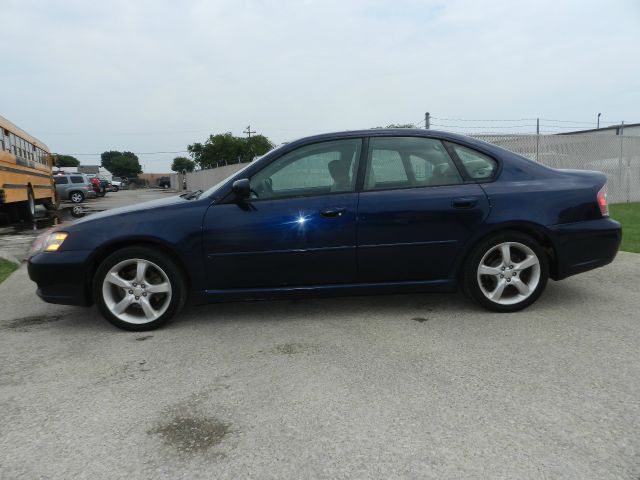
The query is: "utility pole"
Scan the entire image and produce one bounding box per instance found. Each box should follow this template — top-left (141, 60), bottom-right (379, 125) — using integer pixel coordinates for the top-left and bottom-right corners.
top-left (424, 112), bottom-right (430, 130)
top-left (243, 125), bottom-right (256, 139)
top-left (597, 113), bottom-right (601, 129)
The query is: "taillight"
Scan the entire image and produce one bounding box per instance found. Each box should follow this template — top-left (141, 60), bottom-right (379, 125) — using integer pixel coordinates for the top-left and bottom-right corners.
top-left (597, 186), bottom-right (609, 217)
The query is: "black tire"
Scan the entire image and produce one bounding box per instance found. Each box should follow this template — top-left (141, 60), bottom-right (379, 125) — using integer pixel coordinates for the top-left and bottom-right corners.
top-left (69, 191), bottom-right (84, 203)
top-left (43, 191), bottom-right (60, 211)
top-left (17, 187), bottom-right (36, 221)
top-left (112, 186), bottom-right (119, 192)
top-left (93, 246), bottom-right (187, 331)
top-left (462, 231), bottom-right (549, 313)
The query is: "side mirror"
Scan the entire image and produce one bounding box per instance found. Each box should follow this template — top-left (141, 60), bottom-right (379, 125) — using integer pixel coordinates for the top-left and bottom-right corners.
top-left (232, 178), bottom-right (251, 200)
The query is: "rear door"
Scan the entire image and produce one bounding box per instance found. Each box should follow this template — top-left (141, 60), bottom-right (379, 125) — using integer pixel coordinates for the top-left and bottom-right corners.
top-left (356, 136), bottom-right (491, 282)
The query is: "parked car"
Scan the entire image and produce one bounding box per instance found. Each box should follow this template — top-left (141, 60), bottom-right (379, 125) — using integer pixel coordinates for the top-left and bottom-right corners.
top-left (53, 174), bottom-right (97, 203)
top-left (110, 177), bottom-right (123, 192)
top-left (29, 129), bottom-right (621, 331)
top-left (157, 176), bottom-right (171, 188)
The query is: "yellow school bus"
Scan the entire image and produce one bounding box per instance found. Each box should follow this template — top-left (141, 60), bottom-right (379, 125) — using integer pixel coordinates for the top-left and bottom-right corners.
top-left (0, 115), bottom-right (57, 221)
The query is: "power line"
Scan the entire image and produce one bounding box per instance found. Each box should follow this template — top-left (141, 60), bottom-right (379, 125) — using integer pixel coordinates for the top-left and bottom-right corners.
top-left (55, 150), bottom-right (190, 156)
top-left (431, 123), bottom-right (537, 129)
top-left (431, 117), bottom-right (536, 122)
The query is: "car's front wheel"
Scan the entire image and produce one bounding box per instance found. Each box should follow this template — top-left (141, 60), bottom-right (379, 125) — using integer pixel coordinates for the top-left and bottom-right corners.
top-left (94, 247), bottom-right (187, 330)
top-left (463, 231), bottom-right (549, 312)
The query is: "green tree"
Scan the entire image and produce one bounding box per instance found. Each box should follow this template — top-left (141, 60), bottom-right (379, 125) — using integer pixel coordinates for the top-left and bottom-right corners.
top-left (372, 123), bottom-right (418, 129)
top-left (101, 150), bottom-right (139, 173)
top-left (108, 154), bottom-right (142, 178)
top-left (171, 156), bottom-right (196, 173)
top-left (188, 133), bottom-right (274, 170)
top-left (54, 155), bottom-right (80, 167)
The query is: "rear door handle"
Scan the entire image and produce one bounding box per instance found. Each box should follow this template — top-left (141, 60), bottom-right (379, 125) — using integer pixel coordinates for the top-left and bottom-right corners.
top-left (319, 207), bottom-right (347, 218)
top-left (452, 197), bottom-right (479, 209)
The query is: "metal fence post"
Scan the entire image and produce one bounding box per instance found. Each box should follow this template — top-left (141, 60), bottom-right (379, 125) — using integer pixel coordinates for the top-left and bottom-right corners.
top-left (535, 118), bottom-right (540, 162)
top-left (619, 122), bottom-right (626, 202)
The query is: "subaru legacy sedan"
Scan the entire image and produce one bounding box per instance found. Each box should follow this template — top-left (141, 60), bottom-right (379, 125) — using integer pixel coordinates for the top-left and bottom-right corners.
top-left (28, 130), bottom-right (621, 330)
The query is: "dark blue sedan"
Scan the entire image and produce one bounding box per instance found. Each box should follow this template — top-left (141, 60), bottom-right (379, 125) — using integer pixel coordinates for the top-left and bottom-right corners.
top-left (28, 130), bottom-right (621, 330)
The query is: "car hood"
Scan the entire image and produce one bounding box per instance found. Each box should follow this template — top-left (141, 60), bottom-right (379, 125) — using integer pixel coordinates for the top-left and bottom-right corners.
top-left (70, 194), bottom-right (189, 226)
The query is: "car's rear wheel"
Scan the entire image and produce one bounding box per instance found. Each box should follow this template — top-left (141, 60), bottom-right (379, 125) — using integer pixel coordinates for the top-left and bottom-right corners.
top-left (94, 247), bottom-right (187, 331)
top-left (463, 231), bottom-right (549, 312)
top-left (70, 191), bottom-right (84, 203)
top-left (112, 185), bottom-right (119, 192)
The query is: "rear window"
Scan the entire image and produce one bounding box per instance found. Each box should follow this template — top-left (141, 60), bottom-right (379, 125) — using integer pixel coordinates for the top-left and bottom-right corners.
top-left (70, 176), bottom-right (84, 184)
top-left (54, 177), bottom-right (68, 184)
top-left (448, 143), bottom-right (497, 180)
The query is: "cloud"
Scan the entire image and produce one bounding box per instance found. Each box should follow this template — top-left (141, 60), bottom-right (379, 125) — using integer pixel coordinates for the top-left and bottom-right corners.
top-left (2, 0), bottom-right (639, 170)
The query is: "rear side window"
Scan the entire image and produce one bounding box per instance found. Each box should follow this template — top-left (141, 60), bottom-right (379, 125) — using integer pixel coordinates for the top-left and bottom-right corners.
top-left (54, 177), bottom-right (68, 184)
top-left (364, 137), bottom-right (463, 191)
top-left (448, 144), bottom-right (497, 180)
top-left (70, 176), bottom-right (84, 184)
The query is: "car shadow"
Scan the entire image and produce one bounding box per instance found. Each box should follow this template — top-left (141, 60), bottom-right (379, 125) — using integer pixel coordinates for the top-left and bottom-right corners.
top-left (175, 291), bottom-right (477, 329)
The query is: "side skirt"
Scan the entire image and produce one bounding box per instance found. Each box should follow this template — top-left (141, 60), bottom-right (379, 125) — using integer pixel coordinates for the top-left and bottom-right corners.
top-left (194, 279), bottom-right (457, 304)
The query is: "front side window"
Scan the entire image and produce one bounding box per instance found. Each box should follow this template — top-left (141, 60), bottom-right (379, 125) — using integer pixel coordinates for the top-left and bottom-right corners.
top-left (448, 143), bottom-right (497, 180)
top-left (364, 137), bottom-right (463, 191)
top-left (250, 138), bottom-right (362, 200)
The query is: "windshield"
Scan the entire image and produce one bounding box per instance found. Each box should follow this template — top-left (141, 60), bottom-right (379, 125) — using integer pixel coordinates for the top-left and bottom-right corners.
top-left (199, 144), bottom-right (285, 198)
top-left (199, 162), bottom-right (255, 198)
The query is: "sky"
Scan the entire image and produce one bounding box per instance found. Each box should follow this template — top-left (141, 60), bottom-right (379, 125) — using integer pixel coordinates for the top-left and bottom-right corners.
top-left (2, 0), bottom-right (639, 172)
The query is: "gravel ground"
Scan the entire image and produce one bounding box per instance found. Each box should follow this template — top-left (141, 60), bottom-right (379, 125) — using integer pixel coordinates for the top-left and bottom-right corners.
top-left (0, 191), bottom-right (638, 479)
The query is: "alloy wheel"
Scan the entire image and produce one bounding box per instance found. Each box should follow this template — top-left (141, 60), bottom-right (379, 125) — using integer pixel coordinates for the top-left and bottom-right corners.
top-left (476, 241), bottom-right (541, 306)
top-left (101, 258), bottom-right (172, 325)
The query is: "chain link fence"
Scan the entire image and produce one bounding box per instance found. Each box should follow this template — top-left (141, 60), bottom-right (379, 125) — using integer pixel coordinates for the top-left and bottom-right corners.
top-left (472, 134), bottom-right (640, 203)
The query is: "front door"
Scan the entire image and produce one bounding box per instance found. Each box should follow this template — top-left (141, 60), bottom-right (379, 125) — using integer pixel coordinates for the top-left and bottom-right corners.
top-left (356, 136), bottom-right (492, 283)
top-left (203, 138), bottom-right (363, 290)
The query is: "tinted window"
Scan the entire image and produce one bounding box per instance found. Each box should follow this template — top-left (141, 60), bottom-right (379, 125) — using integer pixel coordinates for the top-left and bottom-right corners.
top-left (449, 144), bottom-right (497, 180)
top-left (364, 137), bottom-right (463, 191)
top-left (55, 177), bottom-right (68, 184)
top-left (250, 139), bottom-right (362, 200)
top-left (70, 176), bottom-right (84, 184)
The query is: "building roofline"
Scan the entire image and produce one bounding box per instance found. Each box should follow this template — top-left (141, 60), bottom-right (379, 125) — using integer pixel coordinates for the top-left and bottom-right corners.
top-left (557, 122), bottom-right (640, 135)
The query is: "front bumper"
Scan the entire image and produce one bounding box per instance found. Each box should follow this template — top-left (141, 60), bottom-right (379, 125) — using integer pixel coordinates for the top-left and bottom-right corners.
top-left (548, 217), bottom-right (622, 280)
top-left (28, 250), bottom-right (94, 306)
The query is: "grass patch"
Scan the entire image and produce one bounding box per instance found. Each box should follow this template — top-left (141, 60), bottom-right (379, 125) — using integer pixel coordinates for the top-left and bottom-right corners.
top-left (0, 259), bottom-right (19, 284)
top-left (609, 202), bottom-right (640, 253)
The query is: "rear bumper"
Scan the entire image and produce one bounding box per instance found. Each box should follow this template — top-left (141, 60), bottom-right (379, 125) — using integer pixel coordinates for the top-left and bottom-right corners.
top-left (27, 250), bottom-right (94, 306)
top-left (548, 217), bottom-right (621, 280)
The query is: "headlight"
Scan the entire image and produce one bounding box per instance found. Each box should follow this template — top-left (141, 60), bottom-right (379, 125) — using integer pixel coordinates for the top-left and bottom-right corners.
top-left (29, 229), bottom-right (69, 256)
top-left (42, 232), bottom-right (69, 252)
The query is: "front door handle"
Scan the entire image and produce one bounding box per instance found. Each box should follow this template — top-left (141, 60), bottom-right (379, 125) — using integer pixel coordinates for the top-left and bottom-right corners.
top-left (319, 207), bottom-right (347, 218)
top-left (452, 197), bottom-right (479, 209)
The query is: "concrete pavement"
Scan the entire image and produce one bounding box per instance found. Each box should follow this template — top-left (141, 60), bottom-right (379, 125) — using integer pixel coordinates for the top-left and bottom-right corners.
top-left (0, 191), bottom-right (639, 479)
